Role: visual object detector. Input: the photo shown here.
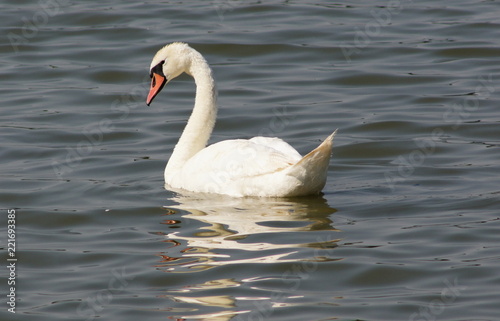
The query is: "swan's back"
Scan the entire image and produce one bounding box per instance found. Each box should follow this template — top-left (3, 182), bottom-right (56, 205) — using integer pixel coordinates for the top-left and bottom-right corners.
top-left (165, 132), bottom-right (336, 197)
top-left (165, 138), bottom-right (298, 194)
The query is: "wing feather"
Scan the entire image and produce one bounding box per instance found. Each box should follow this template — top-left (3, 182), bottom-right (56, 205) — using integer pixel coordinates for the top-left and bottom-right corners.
top-left (181, 138), bottom-right (302, 180)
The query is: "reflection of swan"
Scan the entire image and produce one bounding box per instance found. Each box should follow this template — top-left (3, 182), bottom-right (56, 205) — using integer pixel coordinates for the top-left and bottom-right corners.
top-left (146, 42), bottom-right (337, 197)
top-left (158, 193), bottom-right (339, 271)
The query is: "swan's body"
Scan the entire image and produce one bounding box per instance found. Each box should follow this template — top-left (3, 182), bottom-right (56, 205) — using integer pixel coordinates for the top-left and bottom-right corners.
top-left (146, 42), bottom-right (337, 197)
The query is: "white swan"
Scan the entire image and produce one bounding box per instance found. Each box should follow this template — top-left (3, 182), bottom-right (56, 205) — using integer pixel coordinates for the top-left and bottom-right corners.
top-left (146, 42), bottom-right (337, 197)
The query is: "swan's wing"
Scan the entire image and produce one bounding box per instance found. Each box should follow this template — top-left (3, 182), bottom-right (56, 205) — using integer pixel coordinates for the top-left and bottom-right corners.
top-left (248, 136), bottom-right (302, 159)
top-left (183, 138), bottom-right (302, 179)
top-left (169, 133), bottom-right (336, 197)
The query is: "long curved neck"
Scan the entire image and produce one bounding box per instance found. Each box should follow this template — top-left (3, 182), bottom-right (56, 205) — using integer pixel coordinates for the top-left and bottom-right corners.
top-left (165, 51), bottom-right (217, 175)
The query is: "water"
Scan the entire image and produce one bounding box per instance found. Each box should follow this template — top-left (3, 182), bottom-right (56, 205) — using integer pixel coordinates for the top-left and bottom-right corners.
top-left (1, 1), bottom-right (500, 320)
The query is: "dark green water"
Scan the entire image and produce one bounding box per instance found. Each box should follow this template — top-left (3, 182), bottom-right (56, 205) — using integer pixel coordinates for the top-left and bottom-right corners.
top-left (1, 1), bottom-right (500, 320)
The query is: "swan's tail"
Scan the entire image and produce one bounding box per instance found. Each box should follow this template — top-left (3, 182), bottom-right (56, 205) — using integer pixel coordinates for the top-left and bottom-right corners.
top-left (285, 129), bottom-right (338, 195)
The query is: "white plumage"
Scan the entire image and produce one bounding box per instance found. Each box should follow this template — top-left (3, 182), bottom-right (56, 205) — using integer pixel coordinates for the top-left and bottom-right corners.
top-left (146, 42), bottom-right (337, 197)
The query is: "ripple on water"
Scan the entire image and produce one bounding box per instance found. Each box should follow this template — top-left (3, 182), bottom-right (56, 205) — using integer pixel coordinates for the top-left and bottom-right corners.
top-left (2, 1), bottom-right (500, 320)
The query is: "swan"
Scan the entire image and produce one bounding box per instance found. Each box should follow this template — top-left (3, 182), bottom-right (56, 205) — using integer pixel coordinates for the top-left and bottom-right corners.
top-left (146, 42), bottom-right (337, 197)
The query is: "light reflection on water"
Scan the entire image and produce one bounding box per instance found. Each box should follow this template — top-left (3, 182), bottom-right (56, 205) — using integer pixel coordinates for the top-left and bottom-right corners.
top-left (154, 193), bottom-right (340, 319)
top-left (158, 193), bottom-right (339, 272)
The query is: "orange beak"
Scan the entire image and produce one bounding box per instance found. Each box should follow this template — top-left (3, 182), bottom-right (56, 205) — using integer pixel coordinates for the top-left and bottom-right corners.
top-left (146, 72), bottom-right (167, 106)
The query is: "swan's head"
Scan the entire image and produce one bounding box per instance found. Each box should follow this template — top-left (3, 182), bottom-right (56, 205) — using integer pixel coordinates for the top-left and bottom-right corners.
top-left (146, 42), bottom-right (192, 106)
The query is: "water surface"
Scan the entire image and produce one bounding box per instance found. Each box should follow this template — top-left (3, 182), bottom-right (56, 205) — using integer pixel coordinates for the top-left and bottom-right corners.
top-left (1, 1), bottom-right (500, 320)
